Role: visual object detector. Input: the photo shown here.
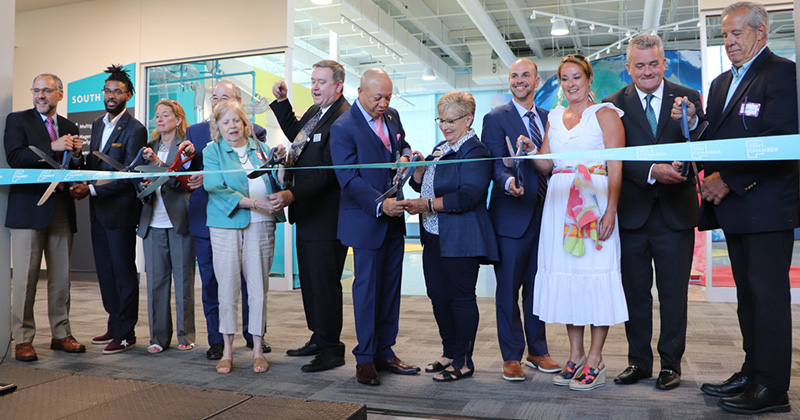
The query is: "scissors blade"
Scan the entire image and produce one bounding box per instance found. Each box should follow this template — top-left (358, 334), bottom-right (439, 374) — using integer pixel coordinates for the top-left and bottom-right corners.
top-left (36, 182), bottom-right (59, 206)
top-left (136, 176), bottom-right (169, 200)
top-left (28, 145), bottom-right (62, 169)
top-left (135, 164), bottom-right (167, 173)
top-left (92, 151), bottom-right (127, 171)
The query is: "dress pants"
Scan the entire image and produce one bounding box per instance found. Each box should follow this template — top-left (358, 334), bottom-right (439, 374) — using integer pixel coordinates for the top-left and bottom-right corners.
top-left (493, 199), bottom-right (547, 362)
top-left (296, 228), bottom-right (348, 357)
top-left (209, 221), bottom-right (275, 336)
top-left (91, 220), bottom-right (139, 341)
top-left (351, 228), bottom-right (404, 364)
top-left (143, 227), bottom-right (196, 349)
top-left (10, 194), bottom-right (73, 343)
top-left (725, 230), bottom-right (793, 393)
top-left (195, 235), bottom-right (258, 346)
top-left (620, 204), bottom-right (693, 374)
top-left (422, 230), bottom-right (480, 370)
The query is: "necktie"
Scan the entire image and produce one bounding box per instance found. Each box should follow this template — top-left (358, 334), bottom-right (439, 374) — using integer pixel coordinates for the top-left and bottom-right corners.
top-left (374, 116), bottom-right (392, 152)
top-left (525, 111), bottom-right (547, 199)
top-left (46, 117), bottom-right (64, 190)
top-left (287, 109), bottom-right (323, 167)
top-left (645, 94), bottom-right (657, 137)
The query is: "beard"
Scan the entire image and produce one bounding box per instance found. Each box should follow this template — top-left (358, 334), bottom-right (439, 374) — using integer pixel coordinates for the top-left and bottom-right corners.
top-left (105, 99), bottom-right (126, 115)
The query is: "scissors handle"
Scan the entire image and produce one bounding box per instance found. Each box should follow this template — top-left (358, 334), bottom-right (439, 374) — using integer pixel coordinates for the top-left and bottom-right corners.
top-left (168, 142), bottom-right (195, 172)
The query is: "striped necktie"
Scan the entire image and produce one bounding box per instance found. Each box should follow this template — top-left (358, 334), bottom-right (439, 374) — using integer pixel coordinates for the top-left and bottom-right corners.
top-left (645, 94), bottom-right (657, 137)
top-left (525, 111), bottom-right (547, 199)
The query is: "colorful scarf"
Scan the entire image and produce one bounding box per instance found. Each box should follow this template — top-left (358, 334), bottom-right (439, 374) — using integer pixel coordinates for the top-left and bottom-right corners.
top-left (558, 164), bottom-right (606, 257)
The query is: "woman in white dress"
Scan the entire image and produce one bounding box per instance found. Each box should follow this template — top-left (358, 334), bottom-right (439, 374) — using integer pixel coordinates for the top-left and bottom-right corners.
top-left (525, 55), bottom-right (628, 391)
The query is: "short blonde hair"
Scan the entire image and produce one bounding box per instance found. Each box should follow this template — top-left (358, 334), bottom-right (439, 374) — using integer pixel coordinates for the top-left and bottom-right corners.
top-left (151, 99), bottom-right (189, 141)
top-left (209, 100), bottom-right (254, 142)
top-left (437, 91), bottom-right (476, 125)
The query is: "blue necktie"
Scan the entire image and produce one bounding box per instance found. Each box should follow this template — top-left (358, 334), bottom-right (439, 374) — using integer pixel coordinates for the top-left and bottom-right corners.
top-left (525, 111), bottom-right (547, 199)
top-left (645, 94), bottom-right (657, 137)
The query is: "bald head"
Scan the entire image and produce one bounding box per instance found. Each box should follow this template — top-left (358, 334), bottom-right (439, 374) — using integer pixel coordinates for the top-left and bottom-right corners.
top-left (210, 81), bottom-right (242, 111)
top-left (358, 68), bottom-right (393, 119)
top-left (508, 59), bottom-right (539, 107)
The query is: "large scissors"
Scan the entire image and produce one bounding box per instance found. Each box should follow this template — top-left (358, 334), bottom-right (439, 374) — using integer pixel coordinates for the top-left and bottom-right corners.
top-left (678, 100), bottom-right (708, 197)
top-left (92, 147), bottom-right (145, 173)
top-left (503, 135), bottom-right (525, 189)
top-left (28, 145), bottom-right (71, 206)
top-left (135, 142), bottom-right (195, 200)
top-left (375, 155), bottom-right (421, 203)
top-left (246, 145), bottom-right (285, 193)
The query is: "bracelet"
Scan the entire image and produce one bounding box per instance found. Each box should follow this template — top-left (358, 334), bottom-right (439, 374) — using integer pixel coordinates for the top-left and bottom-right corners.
top-left (427, 198), bottom-right (434, 213)
top-left (252, 200), bottom-right (258, 209)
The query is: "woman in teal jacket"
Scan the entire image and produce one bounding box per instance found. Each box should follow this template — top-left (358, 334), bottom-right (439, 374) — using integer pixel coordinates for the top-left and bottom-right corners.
top-left (203, 100), bottom-right (285, 375)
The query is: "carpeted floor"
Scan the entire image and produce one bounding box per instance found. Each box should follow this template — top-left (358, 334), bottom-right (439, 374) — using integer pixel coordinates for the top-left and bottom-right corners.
top-left (1, 277), bottom-right (799, 419)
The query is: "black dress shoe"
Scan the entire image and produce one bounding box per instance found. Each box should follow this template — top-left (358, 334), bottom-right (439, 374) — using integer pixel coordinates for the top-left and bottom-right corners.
top-left (0, 383), bottom-right (17, 396)
top-left (719, 383), bottom-right (791, 414)
top-left (356, 362), bottom-right (380, 385)
top-left (302, 353), bottom-right (345, 373)
top-left (245, 341), bottom-right (272, 353)
top-left (206, 343), bottom-right (224, 360)
top-left (655, 369), bottom-right (681, 390)
top-left (614, 365), bottom-right (652, 385)
top-left (701, 371), bottom-right (750, 397)
top-left (375, 356), bottom-right (421, 375)
top-left (286, 341), bottom-right (320, 357)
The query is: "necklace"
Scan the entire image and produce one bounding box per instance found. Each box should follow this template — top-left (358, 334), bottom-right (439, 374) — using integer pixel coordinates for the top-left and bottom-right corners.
top-left (158, 144), bottom-right (170, 153)
top-left (237, 150), bottom-right (249, 164)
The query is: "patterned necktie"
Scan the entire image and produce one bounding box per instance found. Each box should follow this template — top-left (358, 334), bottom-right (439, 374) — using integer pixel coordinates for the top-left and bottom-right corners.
top-left (374, 116), bottom-right (392, 151)
top-left (525, 111), bottom-right (547, 199)
top-left (645, 94), bottom-right (658, 137)
top-left (46, 117), bottom-right (64, 190)
top-left (287, 108), bottom-right (323, 167)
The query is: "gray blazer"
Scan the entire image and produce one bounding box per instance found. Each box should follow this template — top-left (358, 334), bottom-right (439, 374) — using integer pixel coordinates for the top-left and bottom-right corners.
top-left (137, 137), bottom-right (191, 237)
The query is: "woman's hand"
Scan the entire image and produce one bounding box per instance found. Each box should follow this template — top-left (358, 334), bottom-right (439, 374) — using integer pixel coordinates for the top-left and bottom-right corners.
top-left (403, 198), bottom-right (429, 215)
top-left (597, 210), bottom-right (616, 241)
top-left (273, 144), bottom-right (287, 161)
top-left (142, 147), bottom-right (163, 167)
top-left (178, 140), bottom-right (195, 156)
top-left (411, 150), bottom-right (426, 180)
top-left (139, 177), bottom-right (152, 190)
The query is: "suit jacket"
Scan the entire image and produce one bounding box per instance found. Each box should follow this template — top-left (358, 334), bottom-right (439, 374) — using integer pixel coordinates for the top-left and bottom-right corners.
top-left (603, 80), bottom-right (703, 231)
top-left (409, 134), bottom-right (498, 261)
top-left (4, 108), bottom-right (81, 231)
top-left (186, 121), bottom-right (266, 238)
top-left (270, 95), bottom-right (350, 241)
top-left (87, 111), bottom-right (148, 228)
top-left (137, 138), bottom-right (191, 237)
top-left (330, 102), bottom-right (410, 250)
top-left (482, 101), bottom-right (549, 238)
top-left (700, 47), bottom-right (799, 233)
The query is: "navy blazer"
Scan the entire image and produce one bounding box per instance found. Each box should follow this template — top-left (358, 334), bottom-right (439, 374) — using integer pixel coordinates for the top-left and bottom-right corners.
top-left (87, 111), bottom-right (147, 229)
top-left (604, 80), bottom-right (703, 231)
top-left (186, 120), bottom-right (266, 238)
top-left (482, 101), bottom-right (549, 238)
top-left (409, 134), bottom-right (498, 262)
top-left (330, 102), bottom-right (410, 250)
top-left (4, 108), bottom-right (81, 231)
top-left (699, 47), bottom-right (799, 233)
top-left (270, 95), bottom-right (350, 241)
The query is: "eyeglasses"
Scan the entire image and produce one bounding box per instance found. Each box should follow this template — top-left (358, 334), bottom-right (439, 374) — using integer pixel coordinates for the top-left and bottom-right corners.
top-left (30, 88), bottom-right (59, 95)
top-left (435, 114), bottom-right (469, 126)
top-left (102, 88), bottom-right (129, 96)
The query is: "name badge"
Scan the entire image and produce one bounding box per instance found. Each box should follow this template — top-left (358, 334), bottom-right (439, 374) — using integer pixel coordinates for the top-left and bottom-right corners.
top-left (111, 143), bottom-right (122, 147)
top-left (313, 133), bottom-right (322, 142)
top-left (739, 102), bottom-right (761, 117)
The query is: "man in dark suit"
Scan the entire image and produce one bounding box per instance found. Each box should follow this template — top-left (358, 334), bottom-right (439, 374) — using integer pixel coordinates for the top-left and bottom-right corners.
top-left (4, 73), bottom-right (86, 362)
top-left (185, 80), bottom-right (270, 360)
top-left (482, 58), bottom-right (559, 381)
top-left (330, 68), bottom-right (419, 385)
top-left (676, 2), bottom-right (797, 414)
top-left (70, 65), bottom-right (147, 355)
top-left (604, 34), bottom-right (704, 391)
top-left (268, 60), bottom-right (350, 372)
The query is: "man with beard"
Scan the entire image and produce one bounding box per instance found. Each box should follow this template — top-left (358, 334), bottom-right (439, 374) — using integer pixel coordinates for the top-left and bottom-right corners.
top-left (269, 60), bottom-right (350, 372)
top-left (482, 59), bottom-right (560, 381)
top-left (71, 64), bottom-right (147, 354)
top-left (4, 73), bottom-right (85, 361)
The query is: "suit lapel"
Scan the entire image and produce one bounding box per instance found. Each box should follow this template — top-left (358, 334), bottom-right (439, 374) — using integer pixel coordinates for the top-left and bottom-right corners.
top-left (31, 110), bottom-right (54, 147)
top-left (718, 48), bottom-right (772, 125)
top-left (622, 85), bottom-right (655, 142)
top-left (656, 82), bottom-right (678, 142)
top-left (502, 102), bottom-right (528, 146)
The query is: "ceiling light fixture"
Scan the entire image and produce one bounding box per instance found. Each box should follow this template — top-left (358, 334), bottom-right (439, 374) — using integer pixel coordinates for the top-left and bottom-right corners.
top-left (607, 26), bottom-right (613, 33)
top-left (625, 30), bottom-right (631, 37)
top-left (551, 19), bottom-right (569, 36)
top-left (589, 23), bottom-right (595, 31)
top-left (530, 11), bottom-right (536, 20)
top-left (422, 67), bottom-right (436, 81)
top-left (570, 20), bottom-right (576, 27)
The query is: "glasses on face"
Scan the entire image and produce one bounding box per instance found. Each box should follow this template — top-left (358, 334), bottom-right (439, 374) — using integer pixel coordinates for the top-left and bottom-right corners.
top-left (31, 88), bottom-right (59, 95)
top-left (435, 114), bottom-right (469, 127)
top-left (102, 88), bottom-right (128, 96)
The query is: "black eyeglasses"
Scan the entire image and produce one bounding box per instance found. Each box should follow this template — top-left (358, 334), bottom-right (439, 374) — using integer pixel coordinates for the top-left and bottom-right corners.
top-left (102, 88), bottom-right (129, 96)
top-left (435, 114), bottom-right (469, 126)
top-left (31, 88), bottom-right (59, 95)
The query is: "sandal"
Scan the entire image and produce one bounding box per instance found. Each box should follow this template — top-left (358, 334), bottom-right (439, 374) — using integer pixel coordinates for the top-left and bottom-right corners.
top-left (425, 360), bottom-right (452, 373)
top-left (569, 364), bottom-right (607, 391)
top-left (147, 344), bottom-right (164, 354)
top-left (432, 367), bottom-right (474, 382)
top-left (178, 343), bottom-right (195, 351)
top-left (553, 356), bottom-right (586, 386)
top-left (253, 356), bottom-right (270, 373)
top-left (216, 359), bottom-right (232, 374)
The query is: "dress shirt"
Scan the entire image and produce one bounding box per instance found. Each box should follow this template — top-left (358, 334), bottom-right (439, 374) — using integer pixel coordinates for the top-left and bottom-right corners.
top-left (420, 129), bottom-right (474, 234)
top-left (505, 100), bottom-right (544, 192)
top-left (90, 110), bottom-right (126, 196)
top-left (634, 82), bottom-right (664, 185)
top-left (725, 45), bottom-right (768, 110)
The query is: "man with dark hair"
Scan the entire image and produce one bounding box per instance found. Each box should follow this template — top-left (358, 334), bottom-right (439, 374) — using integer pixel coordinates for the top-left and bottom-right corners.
top-left (185, 80), bottom-right (271, 360)
top-left (4, 73), bottom-right (85, 362)
top-left (604, 34), bottom-right (704, 391)
top-left (269, 60), bottom-right (350, 372)
top-left (676, 2), bottom-right (797, 414)
top-left (71, 64), bottom-right (148, 355)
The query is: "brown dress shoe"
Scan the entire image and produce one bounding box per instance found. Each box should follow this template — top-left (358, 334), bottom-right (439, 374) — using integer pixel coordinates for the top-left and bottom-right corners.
top-left (15, 342), bottom-right (37, 362)
top-left (526, 353), bottom-right (561, 373)
top-left (376, 356), bottom-right (421, 375)
top-left (356, 362), bottom-right (380, 385)
top-left (50, 336), bottom-right (86, 353)
top-left (503, 360), bottom-right (525, 381)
